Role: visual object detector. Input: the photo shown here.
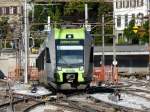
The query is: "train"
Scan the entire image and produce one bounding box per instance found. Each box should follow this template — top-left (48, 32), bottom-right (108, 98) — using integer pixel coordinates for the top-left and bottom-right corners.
top-left (36, 26), bottom-right (93, 90)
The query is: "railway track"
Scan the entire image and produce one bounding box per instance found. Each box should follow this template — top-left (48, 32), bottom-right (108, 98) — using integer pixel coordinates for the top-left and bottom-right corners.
top-left (25, 96), bottom-right (116, 112)
top-left (0, 78), bottom-right (150, 112)
top-left (0, 98), bottom-right (44, 112)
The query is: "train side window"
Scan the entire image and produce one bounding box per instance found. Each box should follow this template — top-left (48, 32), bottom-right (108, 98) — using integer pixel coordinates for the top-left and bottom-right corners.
top-left (90, 46), bottom-right (93, 63)
top-left (46, 47), bottom-right (51, 63)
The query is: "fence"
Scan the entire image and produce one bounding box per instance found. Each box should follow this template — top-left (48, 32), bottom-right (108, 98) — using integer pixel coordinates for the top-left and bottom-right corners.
top-left (93, 65), bottom-right (119, 85)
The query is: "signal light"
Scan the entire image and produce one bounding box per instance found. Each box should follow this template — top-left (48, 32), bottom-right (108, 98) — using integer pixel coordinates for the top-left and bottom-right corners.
top-left (66, 34), bottom-right (73, 39)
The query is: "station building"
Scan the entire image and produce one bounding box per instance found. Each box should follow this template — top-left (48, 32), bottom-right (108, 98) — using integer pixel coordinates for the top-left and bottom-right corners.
top-left (0, 0), bottom-right (22, 19)
top-left (94, 45), bottom-right (149, 74)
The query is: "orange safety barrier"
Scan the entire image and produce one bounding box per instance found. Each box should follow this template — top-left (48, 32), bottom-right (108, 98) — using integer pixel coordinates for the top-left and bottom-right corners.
top-left (7, 65), bottom-right (22, 81)
top-left (8, 65), bottom-right (40, 81)
top-left (93, 65), bottom-right (105, 81)
top-left (93, 65), bottom-right (119, 84)
top-left (105, 65), bottom-right (113, 82)
top-left (29, 67), bottom-right (39, 81)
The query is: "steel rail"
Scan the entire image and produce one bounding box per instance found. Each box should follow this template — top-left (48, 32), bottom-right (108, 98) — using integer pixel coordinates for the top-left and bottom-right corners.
top-left (23, 102), bottom-right (45, 112)
top-left (0, 99), bottom-right (24, 108)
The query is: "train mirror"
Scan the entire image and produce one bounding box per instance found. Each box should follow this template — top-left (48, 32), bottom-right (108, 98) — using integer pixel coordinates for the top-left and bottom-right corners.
top-left (29, 37), bottom-right (34, 48)
top-left (85, 24), bottom-right (91, 32)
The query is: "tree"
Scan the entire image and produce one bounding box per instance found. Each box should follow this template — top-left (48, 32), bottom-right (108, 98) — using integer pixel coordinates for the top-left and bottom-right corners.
top-left (31, 4), bottom-right (62, 31)
top-left (64, 0), bottom-right (84, 14)
top-left (140, 20), bottom-right (149, 43)
top-left (31, 1), bottom-right (113, 46)
top-left (124, 19), bottom-right (139, 44)
top-left (94, 2), bottom-right (113, 45)
top-left (124, 19), bottom-right (149, 44)
top-left (0, 17), bottom-right (9, 39)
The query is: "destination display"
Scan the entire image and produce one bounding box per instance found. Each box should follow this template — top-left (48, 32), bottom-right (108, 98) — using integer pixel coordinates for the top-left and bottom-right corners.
top-left (56, 39), bottom-right (84, 45)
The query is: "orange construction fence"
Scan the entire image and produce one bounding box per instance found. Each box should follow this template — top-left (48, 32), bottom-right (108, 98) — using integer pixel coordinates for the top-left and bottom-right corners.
top-left (28, 66), bottom-right (39, 81)
top-left (93, 65), bottom-right (119, 84)
top-left (8, 65), bottom-right (23, 81)
top-left (8, 65), bottom-right (40, 81)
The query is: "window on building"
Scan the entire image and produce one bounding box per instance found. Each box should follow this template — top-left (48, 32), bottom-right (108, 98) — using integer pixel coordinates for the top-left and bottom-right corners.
top-left (136, 13), bottom-right (144, 26)
top-left (126, 0), bottom-right (129, 8)
top-left (0, 8), bottom-right (2, 15)
top-left (21, 6), bottom-right (23, 14)
top-left (125, 14), bottom-right (128, 27)
top-left (134, 0), bottom-right (136, 7)
top-left (116, 0), bottom-right (119, 8)
top-left (132, 14), bottom-right (136, 24)
top-left (119, 0), bottom-right (122, 8)
top-left (117, 15), bottom-right (121, 27)
top-left (132, 14), bottom-right (135, 18)
top-left (1, 7), bottom-right (5, 15)
top-left (130, 0), bottom-right (136, 7)
top-left (138, 0), bottom-right (144, 6)
top-left (5, 7), bottom-right (9, 15)
top-left (140, 0), bottom-right (144, 6)
top-left (136, 0), bottom-right (140, 7)
top-left (13, 6), bottom-right (17, 14)
top-left (123, 0), bottom-right (125, 8)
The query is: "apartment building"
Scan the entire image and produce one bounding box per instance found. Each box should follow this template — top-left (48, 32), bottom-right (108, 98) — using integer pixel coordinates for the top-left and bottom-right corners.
top-left (113, 0), bottom-right (150, 42)
top-left (0, 0), bottom-right (22, 20)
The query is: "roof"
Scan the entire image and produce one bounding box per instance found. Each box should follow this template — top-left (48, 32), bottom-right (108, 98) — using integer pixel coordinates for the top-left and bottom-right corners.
top-left (54, 28), bottom-right (85, 39)
top-left (94, 45), bottom-right (149, 55)
top-left (94, 45), bottom-right (147, 52)
top-left (34, 0), bottom-right (113, 3)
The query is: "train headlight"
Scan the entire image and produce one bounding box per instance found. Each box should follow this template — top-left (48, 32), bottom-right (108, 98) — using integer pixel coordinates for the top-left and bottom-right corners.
top-left (79, 66), bottom-right (84, 71)
top-left (57, 66), bottom-right (62, 71)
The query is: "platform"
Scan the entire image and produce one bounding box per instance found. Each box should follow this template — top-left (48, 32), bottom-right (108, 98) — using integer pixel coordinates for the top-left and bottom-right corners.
top-left (90, 93), bottom-right (150, 111)
top-left (11, 83), bottom-right (52, 98)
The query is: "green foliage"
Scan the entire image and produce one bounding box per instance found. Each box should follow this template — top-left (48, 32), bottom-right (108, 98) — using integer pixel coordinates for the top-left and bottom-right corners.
top-left (32, 1), bottom-right (113, 46)
top-left (117, 37), bottom-right (127, 45)
top-left (64, 0), bottom-right (84, 15)
top-left (97, 2), bottom-right (112, 17)
top-left (141, 21), bottom-right (149, 43)
top-left (124, 19), bottom-right (139, 44)
top-left (0, 17), bottom-right (9, 38)
top-left (124, 19), bottom-right (149, 44)
top-left (93, 2), bottom-right (113, 45)
top-left (32, 4), bottom-right (62, 31)
top-left (34, 39), bottom-right (44, 48)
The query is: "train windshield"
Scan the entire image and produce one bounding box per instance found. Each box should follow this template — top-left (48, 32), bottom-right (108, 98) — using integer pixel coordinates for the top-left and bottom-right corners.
top-left (56, 46), bottom-right (84, 66)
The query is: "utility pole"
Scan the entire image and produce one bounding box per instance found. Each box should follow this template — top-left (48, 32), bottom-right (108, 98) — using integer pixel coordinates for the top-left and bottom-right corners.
top-left (85, 3), bottom-right (88, 25)
top-left (147, 0), bottom-right (150, 77)
top-left (102, 14), bottom-right (105, 65)
top-left (32, 3), bottom-right (34, 22)
top-left (0, 30), bottom-right (2, 56)
top-left (148, 9), bottom-right (150, 75)
top-left (113, 15), bottom-right (117, 67)
top-left (0, 39), bottom-right (2, 56)
top-left (24, 0), bottom-right (28, 84)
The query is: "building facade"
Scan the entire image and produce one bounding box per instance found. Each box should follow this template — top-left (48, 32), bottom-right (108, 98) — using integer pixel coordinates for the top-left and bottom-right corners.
top-left (0, 0), bottom-right (22, 22)
top-left (113, 0), bottom-right (150, 43)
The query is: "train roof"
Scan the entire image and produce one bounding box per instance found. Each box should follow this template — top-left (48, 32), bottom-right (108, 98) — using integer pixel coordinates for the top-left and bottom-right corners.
top-left (54, 28), bottom-right (85, 39)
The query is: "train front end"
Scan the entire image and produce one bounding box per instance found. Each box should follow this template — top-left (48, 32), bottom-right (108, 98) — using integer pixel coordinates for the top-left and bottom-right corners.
top-left (54, 28), bottom-right (93, 90)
